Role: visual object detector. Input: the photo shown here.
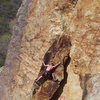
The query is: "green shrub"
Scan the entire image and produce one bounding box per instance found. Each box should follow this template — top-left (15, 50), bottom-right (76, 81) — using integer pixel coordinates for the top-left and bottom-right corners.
top-left (0, 33), bottom-right (11, 67)
top-left (0, 0), bottom-right (21, 35)
top-left (0, 0), bottom-right (21, 67)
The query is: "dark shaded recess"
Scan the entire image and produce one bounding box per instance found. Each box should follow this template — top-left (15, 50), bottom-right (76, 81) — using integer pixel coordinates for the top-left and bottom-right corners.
top-left (43, 39), bottom-right (58, 65)
top-left (43, 35), bottom-right (71, 66)
top-left (35, 35), bottom-right (71, 86)
top-left (50, 54), bottom-right (71, 100)
top-left (35, 39), bottom-right (59, 86)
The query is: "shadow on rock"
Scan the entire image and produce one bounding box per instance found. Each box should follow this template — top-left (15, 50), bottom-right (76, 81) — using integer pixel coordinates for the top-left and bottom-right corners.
top-left (51, 55), bottom-right (71, 100)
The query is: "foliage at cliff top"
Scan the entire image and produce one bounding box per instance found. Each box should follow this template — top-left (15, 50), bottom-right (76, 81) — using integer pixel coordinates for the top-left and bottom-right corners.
top-left (0, 0), bottom-right (21, 67)
top-left (0, 33), bottom-right (11, 67)
top-left (0, 0), bottom-right (21, 35)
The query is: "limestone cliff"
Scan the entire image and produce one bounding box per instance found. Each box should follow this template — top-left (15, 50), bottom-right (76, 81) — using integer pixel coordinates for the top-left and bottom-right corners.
top-left (0, 0), bottom-right (100, 100)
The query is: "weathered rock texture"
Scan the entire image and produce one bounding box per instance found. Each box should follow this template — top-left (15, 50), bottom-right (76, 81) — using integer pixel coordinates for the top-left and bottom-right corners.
top-left (0, 0), bottom-right (100, 100)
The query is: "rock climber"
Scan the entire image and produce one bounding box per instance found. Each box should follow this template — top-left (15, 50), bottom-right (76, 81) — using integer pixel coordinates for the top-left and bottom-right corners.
top-left (35, 61), bottom-right (61, 82)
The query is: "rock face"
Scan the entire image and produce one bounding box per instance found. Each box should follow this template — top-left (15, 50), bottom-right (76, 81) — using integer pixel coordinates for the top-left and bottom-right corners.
top-left (0, 0), bottom-right (100, 100)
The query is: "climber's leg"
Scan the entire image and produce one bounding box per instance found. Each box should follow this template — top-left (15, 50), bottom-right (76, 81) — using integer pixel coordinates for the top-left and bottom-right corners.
top-left (52, 74), bottom-right (57, 81)
top-left (35, 75), bottom-right (42, 82)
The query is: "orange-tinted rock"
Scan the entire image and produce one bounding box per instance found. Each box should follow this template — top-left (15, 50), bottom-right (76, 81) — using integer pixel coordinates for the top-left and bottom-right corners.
top-left (58, 0), bottom-right (100, 100)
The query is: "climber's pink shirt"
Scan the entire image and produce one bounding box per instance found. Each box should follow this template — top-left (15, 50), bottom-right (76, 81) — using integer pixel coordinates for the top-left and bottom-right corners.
top-left (46, 65), bottom-right (55, 71)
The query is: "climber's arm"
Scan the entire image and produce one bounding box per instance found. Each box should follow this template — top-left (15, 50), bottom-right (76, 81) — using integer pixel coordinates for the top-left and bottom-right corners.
top-left (42, 61), bottom-right (47, 67)
top-left (53, 62), bottom-right (61, 68)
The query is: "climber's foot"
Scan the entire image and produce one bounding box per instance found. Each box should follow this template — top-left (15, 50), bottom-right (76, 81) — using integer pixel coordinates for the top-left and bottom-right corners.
top-left (52, 78), bottom-right (58, 82)
top-left (35, 79), bottom-right (39, 83)
top-left (35, 80), bottom-right (40, 85)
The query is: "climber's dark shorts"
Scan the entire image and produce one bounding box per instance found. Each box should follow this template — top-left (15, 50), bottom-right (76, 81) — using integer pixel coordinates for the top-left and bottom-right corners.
top-left (45, 71), bottom-right (51, 75)
top-left (42, 71), bottom-right (52, 79)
